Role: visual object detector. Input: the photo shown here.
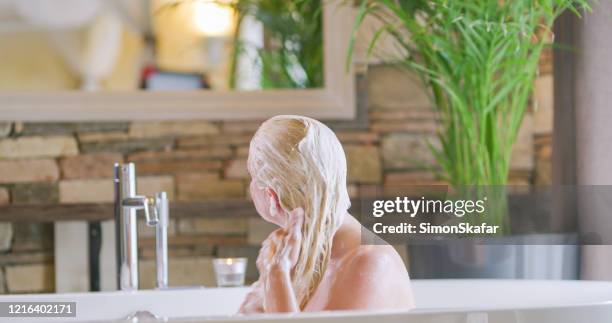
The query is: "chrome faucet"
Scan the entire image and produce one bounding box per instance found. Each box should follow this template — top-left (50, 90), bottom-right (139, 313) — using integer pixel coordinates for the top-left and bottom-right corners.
top-left (114, 163), bottom-right (169, 291)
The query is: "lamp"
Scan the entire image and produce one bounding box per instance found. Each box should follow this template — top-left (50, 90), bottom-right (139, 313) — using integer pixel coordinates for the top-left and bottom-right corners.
top-left (191, 1), bottom-right (234, 37)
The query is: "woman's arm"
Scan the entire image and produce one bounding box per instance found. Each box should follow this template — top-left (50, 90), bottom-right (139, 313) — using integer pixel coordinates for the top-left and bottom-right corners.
top-left (263, 264), bottom-right (300, 312)
top-left (238, 227), bottom-right (283, 315)
top-left (237, 280), bottom-right (265, 314)
top-left (260, 208), bottom-right (304, 313)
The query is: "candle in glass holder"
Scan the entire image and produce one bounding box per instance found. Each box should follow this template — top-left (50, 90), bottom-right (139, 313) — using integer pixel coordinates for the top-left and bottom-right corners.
top-left (213, 257), bottom-right (247, 287)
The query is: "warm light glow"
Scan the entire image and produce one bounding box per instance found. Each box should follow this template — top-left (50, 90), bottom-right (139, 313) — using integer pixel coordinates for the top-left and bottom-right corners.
top-left (225, 258), bottom-right (234, 265)
top-left (192, 1), bottom-right (234, 37)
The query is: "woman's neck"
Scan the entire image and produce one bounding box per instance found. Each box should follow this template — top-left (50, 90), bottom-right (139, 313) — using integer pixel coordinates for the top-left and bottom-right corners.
top-left (330, 213), bottom-right (362, 259)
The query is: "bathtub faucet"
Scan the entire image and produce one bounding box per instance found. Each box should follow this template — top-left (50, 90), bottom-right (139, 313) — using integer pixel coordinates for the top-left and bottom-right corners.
top-left (114, 163), bottom-right (169, 291)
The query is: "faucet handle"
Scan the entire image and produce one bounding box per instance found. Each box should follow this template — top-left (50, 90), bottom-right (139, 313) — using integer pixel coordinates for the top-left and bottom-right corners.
top-left (123, 196), bottom-right (159, 226)
top-left (144, 196), bottom-right (159, 227)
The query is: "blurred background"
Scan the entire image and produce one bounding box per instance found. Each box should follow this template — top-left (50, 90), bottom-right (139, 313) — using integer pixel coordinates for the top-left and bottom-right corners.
top-left (0, 0), bottom-right (322, 91)
top-left (0, 0), bottom-right (610, 295)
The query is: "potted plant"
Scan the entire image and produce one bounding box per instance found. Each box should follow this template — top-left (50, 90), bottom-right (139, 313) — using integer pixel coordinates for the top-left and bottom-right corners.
top-left (350, 0), bottom-right (590, 279)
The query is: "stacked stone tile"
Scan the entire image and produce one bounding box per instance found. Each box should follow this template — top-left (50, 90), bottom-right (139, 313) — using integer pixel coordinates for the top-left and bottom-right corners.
top-left (0, 58), bottom-right (553, 293)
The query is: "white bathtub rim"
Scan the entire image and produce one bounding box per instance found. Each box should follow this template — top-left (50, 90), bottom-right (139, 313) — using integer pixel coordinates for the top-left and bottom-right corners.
top-left (2, 278), bottom-right (610, 302)
top-left (2, 279), bottom-right (612, 322)
top-left (164, 303), bottom-right (612, 323)
top-left (169, 279), bottom-right (612, 321)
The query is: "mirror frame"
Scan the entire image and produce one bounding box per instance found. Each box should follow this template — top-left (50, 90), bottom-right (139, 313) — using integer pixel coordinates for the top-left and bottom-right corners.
top-left (0, 1), bottom-right (355, 122)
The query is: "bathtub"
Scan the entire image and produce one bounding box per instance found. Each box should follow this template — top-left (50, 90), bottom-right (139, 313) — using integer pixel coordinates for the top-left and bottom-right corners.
top-left (0, 279), bottom-right (611, 322)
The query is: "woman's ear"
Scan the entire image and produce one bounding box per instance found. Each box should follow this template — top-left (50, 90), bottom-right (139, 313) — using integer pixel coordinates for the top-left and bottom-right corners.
top-left (266, 188), bottom-right (283, 219)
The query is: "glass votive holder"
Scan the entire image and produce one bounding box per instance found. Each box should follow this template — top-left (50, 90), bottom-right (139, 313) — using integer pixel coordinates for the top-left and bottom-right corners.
top-left (213, 257), bottom-right (247, 287)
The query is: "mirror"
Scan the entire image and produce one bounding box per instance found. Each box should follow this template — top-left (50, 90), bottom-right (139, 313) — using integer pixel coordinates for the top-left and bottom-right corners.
top-left (0, 0), bottom-right (323, 92)
top-left (0, 0), bottom-right (354, 121)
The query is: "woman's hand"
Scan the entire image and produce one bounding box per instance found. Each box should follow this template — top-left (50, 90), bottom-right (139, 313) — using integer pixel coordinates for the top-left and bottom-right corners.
top-left (257, 207), bottom-right (304, 276)
top-left (259, 207), bottom-right (304, 313)
top-left (270, 207), bottom-right (304, 273)
top-left (241, 226), bottom-right (287, 314)
top-left (256, 229), bottom-right (283, 277)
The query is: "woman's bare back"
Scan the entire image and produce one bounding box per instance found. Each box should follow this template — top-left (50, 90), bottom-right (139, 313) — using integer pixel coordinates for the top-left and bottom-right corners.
top-left (304, 216), bottom-right (415, 311)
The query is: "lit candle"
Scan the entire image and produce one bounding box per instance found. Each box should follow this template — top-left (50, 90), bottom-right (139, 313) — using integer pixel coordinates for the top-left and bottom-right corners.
top-left (213, 257), bottom-right (247, 287)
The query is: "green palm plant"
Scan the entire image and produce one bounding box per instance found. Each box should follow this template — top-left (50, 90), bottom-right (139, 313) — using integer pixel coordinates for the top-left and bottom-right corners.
top-left (350, 0), bottom-right (590, 231)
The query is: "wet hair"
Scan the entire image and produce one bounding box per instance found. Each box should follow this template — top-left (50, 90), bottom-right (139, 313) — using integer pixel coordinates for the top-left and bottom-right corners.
top-left (248, 115), bottom-right (351, 309)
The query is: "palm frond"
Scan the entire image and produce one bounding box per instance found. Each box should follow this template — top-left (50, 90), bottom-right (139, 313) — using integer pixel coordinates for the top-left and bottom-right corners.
top-left (351, 0), bottom-right (591, 229)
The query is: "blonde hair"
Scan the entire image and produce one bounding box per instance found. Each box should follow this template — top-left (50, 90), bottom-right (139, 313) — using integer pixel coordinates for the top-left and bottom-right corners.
top-left (248, 115), bottom-right (351, 309)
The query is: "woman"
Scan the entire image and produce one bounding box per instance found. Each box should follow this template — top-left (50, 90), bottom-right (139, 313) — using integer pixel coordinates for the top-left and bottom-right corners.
top-left (239, 115), bottom-right (414, 313)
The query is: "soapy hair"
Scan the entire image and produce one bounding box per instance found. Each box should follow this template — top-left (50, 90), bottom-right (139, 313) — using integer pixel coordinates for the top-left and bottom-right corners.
top-left (248, 115), bottom-right (351, 309)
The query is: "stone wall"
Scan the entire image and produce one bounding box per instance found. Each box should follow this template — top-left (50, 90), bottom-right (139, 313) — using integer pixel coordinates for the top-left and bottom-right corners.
top-left (0, 60), bottom-right (553, 293)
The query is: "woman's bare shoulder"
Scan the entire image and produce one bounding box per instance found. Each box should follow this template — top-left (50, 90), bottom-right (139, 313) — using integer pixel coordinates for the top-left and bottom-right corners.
top-left (321, 244), bottom-right (412, 310)
top-left (343, 244), bottom-right (406, 274)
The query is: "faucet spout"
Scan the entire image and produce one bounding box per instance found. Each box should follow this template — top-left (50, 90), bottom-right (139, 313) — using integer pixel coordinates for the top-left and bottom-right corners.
top-left (114, 163), bottom-right (170, 291)
top-left (155, 192), bottom-right (169, 289)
